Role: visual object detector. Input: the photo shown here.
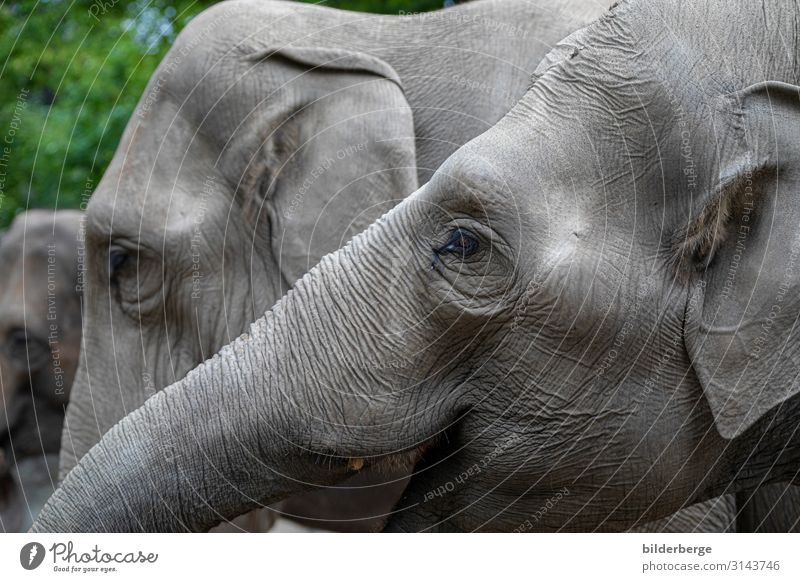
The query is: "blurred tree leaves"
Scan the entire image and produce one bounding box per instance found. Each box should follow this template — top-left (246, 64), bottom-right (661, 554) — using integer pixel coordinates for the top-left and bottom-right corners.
top-left (0, 0), bottom-right (443, 226)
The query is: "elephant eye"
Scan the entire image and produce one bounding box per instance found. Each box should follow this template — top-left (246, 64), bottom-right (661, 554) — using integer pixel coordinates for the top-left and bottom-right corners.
top-left (5, 327), bottom-right (47, 366)
top-left (7, 328), bottom-right (31, 359)
top-left (436, 228), bottom-right (480, 259)
top-left (108, 247), bottom-right (130, 280)
top-left (106, 243), bottom-right (161, 319)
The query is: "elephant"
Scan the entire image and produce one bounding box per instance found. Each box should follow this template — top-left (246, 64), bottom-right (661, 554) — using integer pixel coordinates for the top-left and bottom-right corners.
top-left (0, 210), bottom-right (83, 531)
top-left (32, 0), bottom-right (800, 533)
top-left (33, 0), bottom-right (800, 531)
top-left (56, 0), bottom-right (613, 532)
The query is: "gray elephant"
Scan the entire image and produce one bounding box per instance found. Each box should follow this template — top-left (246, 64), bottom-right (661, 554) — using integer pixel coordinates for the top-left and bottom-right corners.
top-left (0, 210), bottom-right (82, 532)
top-left (57, 0), bottom-right (611, 531)
top-left (33, 0), bottom-right (800, 532)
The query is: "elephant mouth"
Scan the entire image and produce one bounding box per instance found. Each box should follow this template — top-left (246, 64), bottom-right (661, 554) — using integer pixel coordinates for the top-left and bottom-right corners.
top-left (351, 440), bottom-right (431, 481)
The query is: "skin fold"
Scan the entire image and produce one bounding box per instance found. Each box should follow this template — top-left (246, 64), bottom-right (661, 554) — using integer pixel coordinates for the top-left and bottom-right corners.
top-left (58, 0), bottom-right (614, 531)
top-left (41, 0), bottom-right (800, 532)
top-left (0, 210), bottom-right (82, 531)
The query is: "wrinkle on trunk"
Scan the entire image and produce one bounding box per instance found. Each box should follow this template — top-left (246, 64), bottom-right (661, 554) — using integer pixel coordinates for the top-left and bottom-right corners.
top-left (33, 212), bottom-right (444, 532)
top-left (34, 309), bottom-right (327, 532)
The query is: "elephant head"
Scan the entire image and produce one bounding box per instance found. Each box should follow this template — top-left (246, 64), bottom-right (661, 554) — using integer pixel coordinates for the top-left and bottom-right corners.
top-left (60, 0), bottom-right (614, 530)
top-left (0, 210), bottom-right (82, 531)
top-left (0, 210), bottom-right (82, 456)
top-left (62, 2), bottom-right (417, 472)
top-left (62, 1), bottom-right (420, 530)
top-left (38, 0), bottom-right (800, 532)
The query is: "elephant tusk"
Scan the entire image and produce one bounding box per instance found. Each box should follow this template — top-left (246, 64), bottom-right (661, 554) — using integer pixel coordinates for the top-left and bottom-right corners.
top-left (347, 457), bottom-right (366, 471)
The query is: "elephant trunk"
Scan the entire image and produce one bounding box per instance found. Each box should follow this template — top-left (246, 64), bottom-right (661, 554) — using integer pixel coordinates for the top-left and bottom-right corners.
top-left (32, 315), bottom-right (314, 531)
top-left (32, 208), bottom-right (440, 532)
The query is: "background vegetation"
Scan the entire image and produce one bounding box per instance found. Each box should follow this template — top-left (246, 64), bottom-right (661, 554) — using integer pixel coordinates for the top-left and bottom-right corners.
top-left (0, 0), bottom-right (447, 227)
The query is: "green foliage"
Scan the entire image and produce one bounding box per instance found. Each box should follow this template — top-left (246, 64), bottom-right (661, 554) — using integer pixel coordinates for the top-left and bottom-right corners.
top-left (0, 0), bottom-right (443, 227)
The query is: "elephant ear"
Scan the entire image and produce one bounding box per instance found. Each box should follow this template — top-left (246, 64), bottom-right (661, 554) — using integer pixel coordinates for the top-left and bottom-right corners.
top-left (245, 46), bottom-right (417, 287)
top-left (682, 81), bottom-right (800, 439)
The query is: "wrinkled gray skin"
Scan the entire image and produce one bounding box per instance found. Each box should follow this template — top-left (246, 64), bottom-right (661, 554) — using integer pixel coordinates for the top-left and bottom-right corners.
top-left (638, 485), bottom-right (800, 533)
top-left (0, 210), bottom-right (82, 531)
top-left (59, 0), bottom-right (612, 531)
top-left (40, 0), bottom-right (800, 532)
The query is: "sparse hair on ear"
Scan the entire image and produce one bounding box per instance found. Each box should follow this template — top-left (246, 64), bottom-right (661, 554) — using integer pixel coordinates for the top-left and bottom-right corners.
top-left (669, 157), bottom-right (769, 280)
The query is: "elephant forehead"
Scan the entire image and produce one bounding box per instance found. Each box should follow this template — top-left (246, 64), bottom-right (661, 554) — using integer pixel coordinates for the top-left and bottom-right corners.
top-left (85, 176), bottom-right (229, 252)
top-left (86, 105), bottom-right (231, 238)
